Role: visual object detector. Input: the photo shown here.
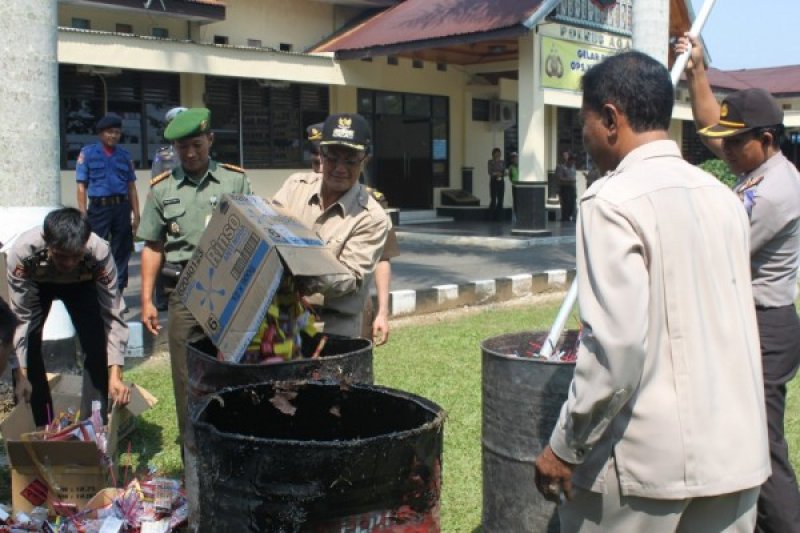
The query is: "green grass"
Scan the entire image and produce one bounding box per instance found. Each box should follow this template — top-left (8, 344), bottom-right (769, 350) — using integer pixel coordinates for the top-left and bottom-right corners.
top-left (85, 301), bottom-right (800, 530)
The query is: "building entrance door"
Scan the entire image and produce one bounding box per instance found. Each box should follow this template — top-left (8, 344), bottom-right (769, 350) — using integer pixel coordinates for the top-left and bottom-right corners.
top-left (372, 115), bottom-right (433, 209)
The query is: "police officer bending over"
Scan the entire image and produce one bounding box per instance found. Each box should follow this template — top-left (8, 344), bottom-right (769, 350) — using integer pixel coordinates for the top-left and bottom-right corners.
top-left (6, 208), bottom-right (131, 426)
top-left (137, 108), bottom-right (251, 444)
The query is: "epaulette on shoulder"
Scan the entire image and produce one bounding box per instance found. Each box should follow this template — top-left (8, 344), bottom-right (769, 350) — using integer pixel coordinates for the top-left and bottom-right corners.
top-left (220, 163), bottom-right (246, 174)
top-left (150, 171), bottom-right (171, 187)
top-left (366, 187), bottom-right (385, 201)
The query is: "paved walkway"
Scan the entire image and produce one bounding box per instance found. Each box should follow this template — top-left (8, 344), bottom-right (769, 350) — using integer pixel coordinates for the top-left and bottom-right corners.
top-left (122, 219), bottom-right (577, 355)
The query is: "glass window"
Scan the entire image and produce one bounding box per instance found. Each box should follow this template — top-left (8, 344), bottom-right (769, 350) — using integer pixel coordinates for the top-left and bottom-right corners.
top-left (432, 96), bottom-right (448, 119)
top-left (405, 94), bottom-right (430, 117)
top-left (207, 77), bottom-right (329, 169)
top-left (376, 93), bottom-right (402, 115)
top-left (357, 89), bottom-right (373, 115)
top-left (59, 65), bottom-right (179, 169)
top-left (472, 98), bottom-right (490, 122)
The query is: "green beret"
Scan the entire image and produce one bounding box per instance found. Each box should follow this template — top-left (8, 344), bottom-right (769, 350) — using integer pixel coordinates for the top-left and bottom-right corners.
top-left (164, 108), bottom-right (211, 141)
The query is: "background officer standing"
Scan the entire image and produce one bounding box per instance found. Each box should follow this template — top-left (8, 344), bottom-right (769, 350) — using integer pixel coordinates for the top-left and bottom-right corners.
top-left (137, 107), bottom-right (251, 444)
top-left (6, 208), bottom-right (130, 426)
top-left (76, 114), bottom-right (140, 298)
top-left (150, 107), bottom-right (187, 313)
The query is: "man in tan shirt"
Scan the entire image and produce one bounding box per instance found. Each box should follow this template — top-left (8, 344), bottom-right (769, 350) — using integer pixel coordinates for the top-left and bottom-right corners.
top-left (534, 51), bottom-right (769, 531)
top-left (272, 113), bottom-right (389, 337)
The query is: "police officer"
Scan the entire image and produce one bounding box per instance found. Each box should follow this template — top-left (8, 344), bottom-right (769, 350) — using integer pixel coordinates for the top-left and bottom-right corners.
top-left (272, 113), bottom-right (389, 338)
top-left (679, 34), bottom-right (800, 532)
top-left (76, 114), bottom-right (140, 296)
top-left (137, 107), bottom-right (251, 443)
top-left (0, 297), bottom-right (19, 378)
top-left (6, 208), bottom-right (131, 426)
top-left (150, 107), bottom-right (187, 312)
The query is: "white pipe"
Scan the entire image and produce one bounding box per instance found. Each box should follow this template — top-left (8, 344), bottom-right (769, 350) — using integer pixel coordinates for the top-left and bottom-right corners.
top-left (541, 0), bottom-right (718, 359)
top-left (671, 0), bottom-right (718, 86)
top-left (539, 279), bottom-right (577, 360)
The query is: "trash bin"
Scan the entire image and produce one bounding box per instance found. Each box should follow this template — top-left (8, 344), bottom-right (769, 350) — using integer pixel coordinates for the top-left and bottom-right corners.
top-left (481, 330), bottom-right (578, 533)
top-left (186, 335), bottom-right (374, 406)
top-left (512, 182), bottom-right (550, 236)
top-left (184, 335), bottom-right (374, 531)
top-left (193, 381), bottom-right (445, 532)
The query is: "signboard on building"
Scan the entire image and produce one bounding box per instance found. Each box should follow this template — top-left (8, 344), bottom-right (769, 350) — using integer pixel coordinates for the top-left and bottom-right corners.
top-left (541, 36), bottom-right (620, 91)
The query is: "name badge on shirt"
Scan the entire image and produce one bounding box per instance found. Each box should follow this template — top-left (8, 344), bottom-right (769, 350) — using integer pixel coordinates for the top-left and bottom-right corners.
top-left (164, 198), bottom-right (180, 206)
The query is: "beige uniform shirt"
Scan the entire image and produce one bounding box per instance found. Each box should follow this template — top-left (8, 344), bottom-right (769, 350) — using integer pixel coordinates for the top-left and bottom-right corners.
top-left (551, 141), bottom-right (769, 499)
top-left (734, 152), bottom-right (800, 308)
top-left (6, 228), bottom-right (128, 368)
top-left (272, 172), bottom-right (389, 337)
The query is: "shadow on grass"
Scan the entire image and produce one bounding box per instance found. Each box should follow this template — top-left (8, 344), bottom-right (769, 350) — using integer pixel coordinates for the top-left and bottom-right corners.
top-left (117, 418), bottom-right (182, 480)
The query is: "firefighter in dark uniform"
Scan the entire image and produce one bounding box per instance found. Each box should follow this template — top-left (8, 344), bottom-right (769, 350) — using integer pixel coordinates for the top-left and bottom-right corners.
top-left (6, 208), bottom-right (131, 426)
top-left (137, 107), bottom-right (251, 444)
top-left (76, 114), bottom-right (140, 295)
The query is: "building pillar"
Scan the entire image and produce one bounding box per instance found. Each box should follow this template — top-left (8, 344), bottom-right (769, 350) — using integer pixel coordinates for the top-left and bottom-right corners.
top-left (0, 0), bottom-right (60, 214)
top-left (518, 33), bottom-right (546, 182)
top-left (632, 0), bottom-right (670, 65)
top-left (0, 1), bottom-right (75, 350)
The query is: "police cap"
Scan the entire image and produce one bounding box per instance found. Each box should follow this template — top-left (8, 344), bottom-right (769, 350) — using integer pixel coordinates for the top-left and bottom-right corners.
top-left (96, 114), bottom-right (122, 132)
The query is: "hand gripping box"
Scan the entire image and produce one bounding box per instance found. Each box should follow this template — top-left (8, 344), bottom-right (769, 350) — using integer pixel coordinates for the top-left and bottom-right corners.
top-left (0, 374), bottom-right (156, 514)
top-left (176, 194), bottom-right (348, 362)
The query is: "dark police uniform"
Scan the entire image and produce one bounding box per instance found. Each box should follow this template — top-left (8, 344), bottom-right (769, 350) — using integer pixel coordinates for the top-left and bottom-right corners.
top-left (6, 228), bottom-right (128, 426)
top-left (137, 108), bottom-right (251, 442)
top-left (76, 142), bottom-right (137, 291)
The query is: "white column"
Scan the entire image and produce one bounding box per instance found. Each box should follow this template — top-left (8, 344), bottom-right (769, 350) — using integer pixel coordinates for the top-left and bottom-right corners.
top-left (632, 0), bottom-right (670, 65)
top-left (0, 1), bottom-right (74, 343)
top-left (0, 0), bottom-right (60, 210)
top-left (518, 33), bottom-right (547, 182)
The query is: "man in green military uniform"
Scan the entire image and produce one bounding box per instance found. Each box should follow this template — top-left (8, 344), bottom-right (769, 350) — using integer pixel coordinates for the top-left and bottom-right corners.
top-left (137, 108), bottom-right (251, 444)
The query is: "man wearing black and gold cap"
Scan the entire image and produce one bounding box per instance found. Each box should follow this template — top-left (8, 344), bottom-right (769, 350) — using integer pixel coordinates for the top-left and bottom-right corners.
top-left (680, 35), bottom-right (800, 532)
top-left (137, 107), bottom-right (251, 444)
top-left (273, 113), bottom-right (389, 338)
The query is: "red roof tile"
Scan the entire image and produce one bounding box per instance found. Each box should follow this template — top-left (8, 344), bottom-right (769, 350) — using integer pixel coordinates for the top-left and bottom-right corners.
top-left (706, 66), bottom-right (800, 96)
top-left (313, 0), bottom-right (550, 55)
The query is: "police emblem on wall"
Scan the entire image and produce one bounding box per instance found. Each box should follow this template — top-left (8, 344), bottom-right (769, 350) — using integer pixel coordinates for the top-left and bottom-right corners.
top-left (545, 46), bottom-right (564, 78)
top-left (590, 0), bottom-right (617, 9)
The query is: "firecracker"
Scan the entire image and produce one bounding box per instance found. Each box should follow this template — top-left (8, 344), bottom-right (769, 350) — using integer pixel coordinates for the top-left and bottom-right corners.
top-left (238, 275), bottom-right (322, 364)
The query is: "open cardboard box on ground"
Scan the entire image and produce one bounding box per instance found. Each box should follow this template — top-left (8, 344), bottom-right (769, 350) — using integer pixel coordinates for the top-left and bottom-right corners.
top-left (0, 374), bottom-right (156, 514)
top-left (176, 194), bottom-right (349, 362)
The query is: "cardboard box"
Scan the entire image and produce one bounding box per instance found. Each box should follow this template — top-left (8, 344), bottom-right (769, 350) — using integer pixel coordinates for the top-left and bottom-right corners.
top-left (176, 194), bottom-right (348, 362)
top-left (0, 374), bottom-right (157, 514)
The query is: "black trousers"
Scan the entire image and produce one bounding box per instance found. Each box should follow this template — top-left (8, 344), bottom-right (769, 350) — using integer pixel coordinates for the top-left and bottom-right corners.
top-left (87, 201), bottom-right (132, 292)
top-left (489, 178), bottom-right (505, 220)
top-left (559, 184), bottom-right (576, 221)
top-left (755, 305), bottom-right (800, 533)
top-left (15, 282), bottom-right (110, 426)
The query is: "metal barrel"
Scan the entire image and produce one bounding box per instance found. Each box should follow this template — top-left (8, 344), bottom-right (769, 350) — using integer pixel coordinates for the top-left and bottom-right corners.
top-left (186, 335), bottom-right (373, 407)
top-left (481, 331), bottom-right (577, 533)
top-left (192, 381), bottom-right (445, 532)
